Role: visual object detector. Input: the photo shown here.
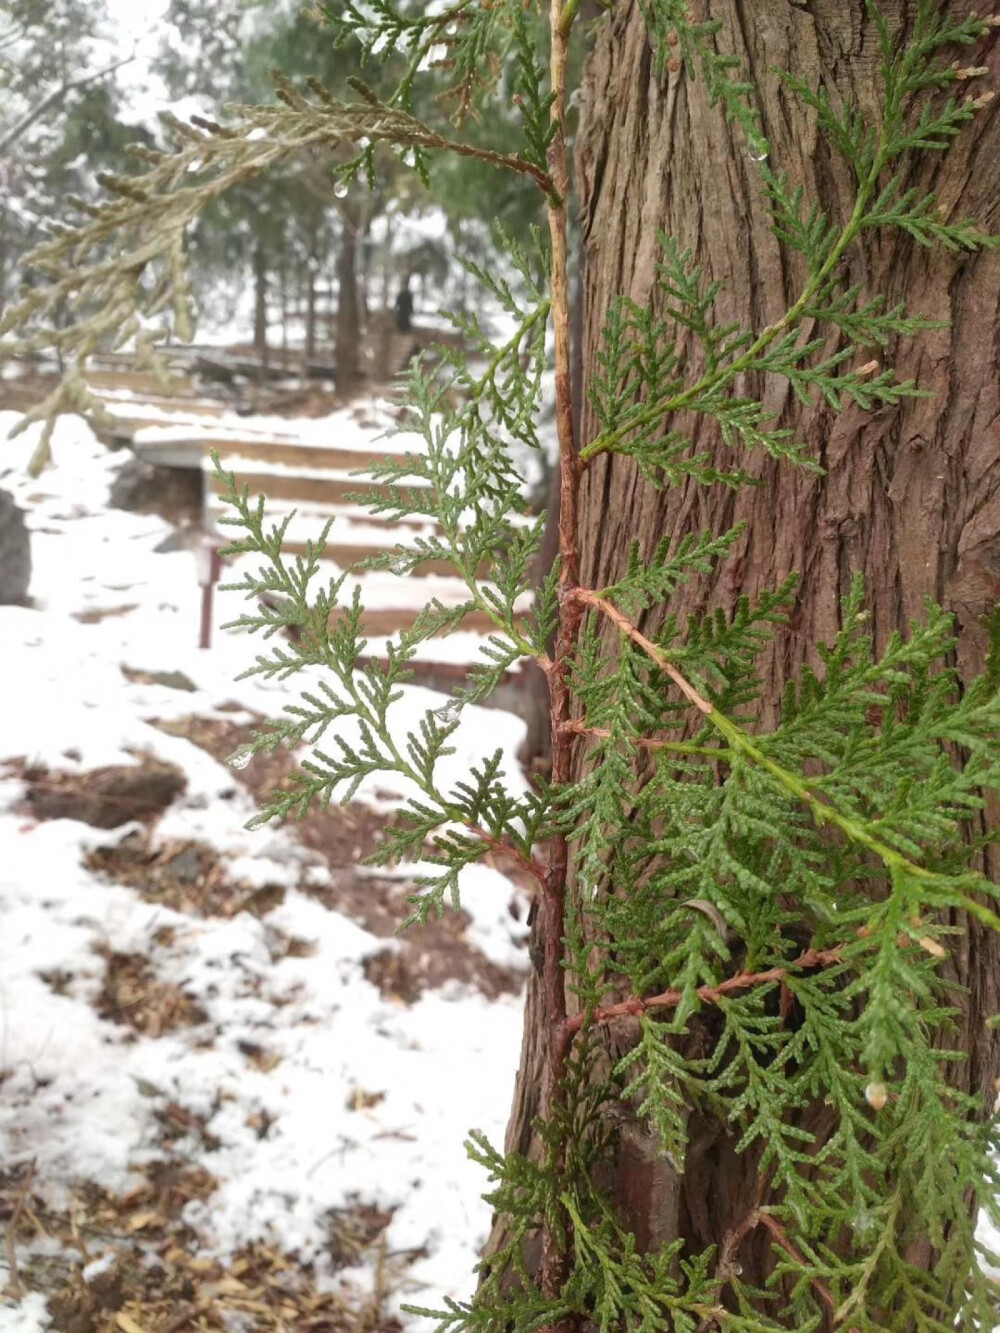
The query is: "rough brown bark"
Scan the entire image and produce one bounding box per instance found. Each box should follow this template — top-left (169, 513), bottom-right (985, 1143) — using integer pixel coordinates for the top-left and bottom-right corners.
top-left (491, 0), bottom-right (1000, 1300)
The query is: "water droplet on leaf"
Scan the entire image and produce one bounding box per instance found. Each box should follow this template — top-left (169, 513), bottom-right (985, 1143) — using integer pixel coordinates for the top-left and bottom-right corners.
top-left (747, 133), bottom-right (769, 163)
top-left (227, 746), bottom-right (254, 770)
top-left (433, 700), bottom-right (461, 727)
top-left (334, 180), bottom-right (349, 199)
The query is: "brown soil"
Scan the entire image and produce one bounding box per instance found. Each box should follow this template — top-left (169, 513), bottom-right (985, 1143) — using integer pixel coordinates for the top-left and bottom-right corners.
top-left (362, 935), bottom-right (520, 1004)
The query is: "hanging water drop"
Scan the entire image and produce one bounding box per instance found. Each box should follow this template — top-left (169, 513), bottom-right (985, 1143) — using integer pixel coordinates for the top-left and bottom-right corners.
top-left (865, 1080), bottom-right (888, 1111)
top-left (730, 1263), bottom-right (743, 1278)
top-left (227, 746), bottom-right (254, 771)
top-left (389, 554), bottom-right (410, 575)
top-left (433, 699), bottom-right (461, 727)
top-left (747, 133), bottom-right (769, 163)
top-left (334, 179), bottom-right (349, 199)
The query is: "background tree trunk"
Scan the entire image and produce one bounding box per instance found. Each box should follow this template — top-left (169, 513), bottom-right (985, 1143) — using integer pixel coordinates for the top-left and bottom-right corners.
top-left (492, 0), bottom-right (1000, 1298)
top-left (305, 257), bottom-right (317, 364)
top-left (335, 213), bottom-right (360, 393)
top-left (253, 242), bottom-right (269, 377)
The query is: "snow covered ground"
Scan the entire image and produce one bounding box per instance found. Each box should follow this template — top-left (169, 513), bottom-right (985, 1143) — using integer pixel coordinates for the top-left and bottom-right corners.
top-left (0, 408), bottom-right (531, 1329)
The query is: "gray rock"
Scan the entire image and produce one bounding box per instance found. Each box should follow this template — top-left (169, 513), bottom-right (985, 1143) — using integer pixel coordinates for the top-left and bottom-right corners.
top-left (168, 845), bottom-right (204, 883)
top-left (25, 760), bottom-right (187, 829)
top-left (108, 457), bottom-right (160, 511)
top-left (109, 457), bottom-right (202, 522)
top-left (0, 489), bottom-right (30, 604)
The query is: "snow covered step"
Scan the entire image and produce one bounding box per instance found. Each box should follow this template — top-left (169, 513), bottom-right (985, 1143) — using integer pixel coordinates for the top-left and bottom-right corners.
top-left (228, 553), bottom-right (530, 639)
top-left (97, 393), bottom-right (230, 421)
top-left (205, 497), bottom-right (436, 536)
top-left (87, 368), bottom-right (210, 398)
top-left (298, 543), bottom-right (470, 577)
top-left (207, 499), bottom-right (497, 578)
top-left (207, 462), bottom-right (429, 508)
top-left (329, 570), bottom-right (531, 636)
top-left (329, 603), bottom-right (511, 636)
top-left (173, 436), bottom-right (417, 474)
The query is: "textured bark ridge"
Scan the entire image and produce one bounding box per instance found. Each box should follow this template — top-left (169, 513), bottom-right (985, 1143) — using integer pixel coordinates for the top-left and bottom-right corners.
top-left (490, 0), bottom-right (1000, 1293)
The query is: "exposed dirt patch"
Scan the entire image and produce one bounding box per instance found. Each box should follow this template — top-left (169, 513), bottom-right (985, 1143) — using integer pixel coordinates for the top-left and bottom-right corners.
top-left (84, 831), bottom-right (287, 919)
top-left (72, 603), bottom-right (139, 623)
top-left (17, 757), bottom-right (186, 829)
top-left (325, 1199), bottom-right (396, 1269)
top-left (147, 715), bottom-right (529, 1002)
top-left (121, 665), bottom-right (197, 692)
top-left (0, 1158), bottom-right (397, 1333)
top-left (153, 1098), bottom-right (222, 1154)
top-left (149, 713), bottom-right (399, 862)
top-left (94, 948), bottom-right (208, 1037)
top-left (149, 713), bottom-right (535, 891)
top-left (363, 936), bottom-right (522, 1003)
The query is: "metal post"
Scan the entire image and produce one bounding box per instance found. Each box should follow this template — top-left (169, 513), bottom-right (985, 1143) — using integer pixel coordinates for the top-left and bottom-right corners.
top-left (195, 537), bottom-right (222, 650)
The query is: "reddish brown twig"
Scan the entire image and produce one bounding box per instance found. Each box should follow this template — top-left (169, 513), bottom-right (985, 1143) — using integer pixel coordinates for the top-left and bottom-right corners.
top-left (573, 589), bottom-right (714, 715)
top-left (695, 1202), bottom-right (837, 1332)
top-left (758, 1211), bottom-right (837, 1318)
top-left (559, 718), bottom-right (732, 759)
top-left (695, 1172), bottom-right (773, 1333)
top-left (469, 825), bottom-right (549, 891)
top-left (562, 946), bottom-right (844, 1041)
top-left (535, 0), bottom-right (581, 1321)
top-left (3, 1160), bottom-right (37, 1301)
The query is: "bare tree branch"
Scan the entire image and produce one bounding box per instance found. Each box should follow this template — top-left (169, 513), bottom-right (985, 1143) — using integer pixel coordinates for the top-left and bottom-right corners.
top-left (0, 20), bottom-right (28, 55)
top-left (0, 48), bottom-right (136, 157)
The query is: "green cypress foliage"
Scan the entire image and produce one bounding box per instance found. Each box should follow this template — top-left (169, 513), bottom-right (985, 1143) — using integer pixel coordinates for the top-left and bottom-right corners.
top-left (4, 2), bottom-right (1000, 1328)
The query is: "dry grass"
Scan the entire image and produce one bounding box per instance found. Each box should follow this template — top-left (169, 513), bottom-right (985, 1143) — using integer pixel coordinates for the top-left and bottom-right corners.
top-left (1, 1161), bottom-right (403, 1333)
top-left (94, 949), bottom-right (208, 1039)
top-left (84, 834), bottom-right (287, 921)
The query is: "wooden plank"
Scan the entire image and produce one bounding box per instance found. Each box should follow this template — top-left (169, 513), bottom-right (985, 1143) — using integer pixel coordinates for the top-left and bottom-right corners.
top-left (208, 469), bottom-right (416, 506)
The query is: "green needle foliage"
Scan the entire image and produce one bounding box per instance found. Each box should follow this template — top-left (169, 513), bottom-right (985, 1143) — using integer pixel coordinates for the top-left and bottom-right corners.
top-left (4, 1), bottom-right (1000, 1329)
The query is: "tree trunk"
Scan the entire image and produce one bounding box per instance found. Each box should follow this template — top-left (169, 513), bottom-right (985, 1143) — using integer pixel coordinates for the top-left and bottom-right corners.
top-left (305, 257), bottom-right (318, 364)
top-left (335, 213), bottom-right (361, 394)
top-left (253, 243), bottom-right (269, 377)
top-left (493, 0), bottom-right (1000, 1301)
top-left (280, 252), bottom-right (289, 371)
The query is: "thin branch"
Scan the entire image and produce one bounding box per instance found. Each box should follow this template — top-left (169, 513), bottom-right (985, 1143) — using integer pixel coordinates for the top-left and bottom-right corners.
top-left (576, 589), bottom-right (1000, 935)
top-left (559, 718), bottom-right (732, 759)
top-left (472, 825), bottom-right (549, 890)
top-left (0, 20), bottom-right (27, 55)
top-left (757, 1211), bottom-right (837, 1320)
top-left (0, 50), bottom-right (137, 156)
top-left (695, 1173), bottom-right (773, 1333)
top-left (3, 1160), bottom-right (37, 1301)
top-left (538, 0), bottom-right (580, 1319)
top-left (574, 588), bottom-right (713, 714)
top-left (562, 946), bottom-right (844, 1040)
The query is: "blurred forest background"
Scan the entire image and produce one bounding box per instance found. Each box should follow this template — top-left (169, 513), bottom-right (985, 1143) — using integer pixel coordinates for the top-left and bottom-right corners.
top-left (0, 0), bottom-right (544, 386)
